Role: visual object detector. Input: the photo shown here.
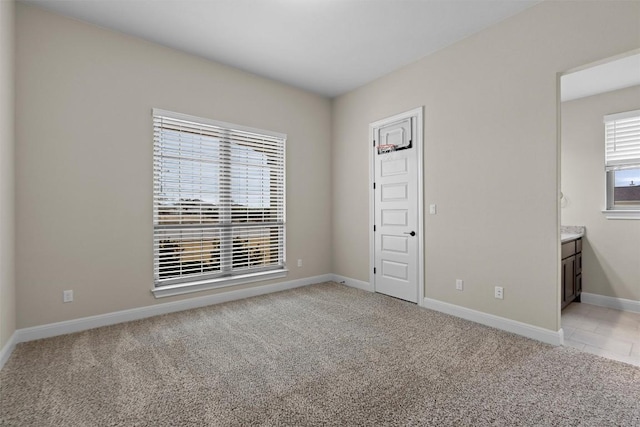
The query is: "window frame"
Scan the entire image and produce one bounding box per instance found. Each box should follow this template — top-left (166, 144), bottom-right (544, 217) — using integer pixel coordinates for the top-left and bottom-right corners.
top-left (603, 109), bottom-right (640, 219)
top-left (606, 168), bottom-right (640, 211)
top-left (151, 109), bottom-right (287, 297)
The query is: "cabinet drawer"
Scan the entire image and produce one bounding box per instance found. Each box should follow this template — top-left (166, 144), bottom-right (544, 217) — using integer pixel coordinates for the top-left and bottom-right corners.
top-left (576, 238), bottom-right (582, 253)
top-left (562, 241), bottom-right (576, 259)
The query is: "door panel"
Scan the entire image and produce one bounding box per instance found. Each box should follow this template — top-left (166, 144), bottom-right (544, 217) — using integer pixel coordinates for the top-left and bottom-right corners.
top-left (381, 158), bottom-right (408, 176)
top-left (381, 234), bottom-right (408, 253)
top-left (381, 209), bottom-right (409, 226)
top-left (381, 183), bottom-right (408, 201)
top-left (382, 260), bottom-right (409, 280)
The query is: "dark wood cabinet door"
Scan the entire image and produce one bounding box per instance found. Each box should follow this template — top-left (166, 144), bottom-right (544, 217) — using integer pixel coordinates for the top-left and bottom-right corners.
top-left (561, 238), bottom-right (582, 310)
top-left (562, 241), bottom-right (576, 259)
top-left (562, 256), bottom-right (576, 308)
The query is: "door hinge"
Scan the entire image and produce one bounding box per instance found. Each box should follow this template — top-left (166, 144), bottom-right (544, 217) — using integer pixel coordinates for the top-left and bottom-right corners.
top-left (373, 182), bottom-right (376, 190)
top-left (374, 267), bottom-right (377, 274)
top-left (373, 140), bottom-right (376, 147)
top-left (373, 225), bottom-right (376, 232)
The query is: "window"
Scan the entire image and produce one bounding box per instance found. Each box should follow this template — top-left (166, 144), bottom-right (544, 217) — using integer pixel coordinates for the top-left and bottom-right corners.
top-left (604, 110), bottom-right (640, 213)
top-left (153, 109), bottom-right (286, 296)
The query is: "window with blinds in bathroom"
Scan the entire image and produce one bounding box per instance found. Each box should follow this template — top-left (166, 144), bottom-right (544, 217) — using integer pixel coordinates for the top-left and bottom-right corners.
top-left (604, 109), bottom-right (640, 211)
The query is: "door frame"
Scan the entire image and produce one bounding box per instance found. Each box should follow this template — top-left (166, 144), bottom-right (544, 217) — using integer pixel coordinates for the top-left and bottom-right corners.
top-left (369, 106), bottom-right (425, 305)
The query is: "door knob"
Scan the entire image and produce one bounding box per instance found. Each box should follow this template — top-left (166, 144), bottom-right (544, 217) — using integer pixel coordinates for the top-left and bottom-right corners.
top-left (404, 231), bottom-right (416, 236)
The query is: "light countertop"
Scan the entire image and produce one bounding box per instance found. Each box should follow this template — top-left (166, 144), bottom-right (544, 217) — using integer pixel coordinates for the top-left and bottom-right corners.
top-left (561, 232), bottom-right (583, 243)
top-left (560, 225), bottom-right (585, 243)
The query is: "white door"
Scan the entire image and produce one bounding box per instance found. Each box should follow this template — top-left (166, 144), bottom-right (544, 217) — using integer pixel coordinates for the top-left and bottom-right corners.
top-left (371, 110), bottom-right (422, 303)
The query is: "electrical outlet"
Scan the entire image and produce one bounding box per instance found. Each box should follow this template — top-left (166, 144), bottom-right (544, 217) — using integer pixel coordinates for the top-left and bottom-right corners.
top-left (297, 259), bottom-right (303, 267)
top-left (63, 290), bottom-right (73, 303)
top-left (456, 279), bottom-right (463, 291)
top-left (494, 286), bottom-right (504, 300)
top-left (429, 204), bottom-right (437, 215)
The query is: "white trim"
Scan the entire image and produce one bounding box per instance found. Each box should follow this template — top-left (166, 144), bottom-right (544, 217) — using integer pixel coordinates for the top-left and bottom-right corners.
top-left (331, 274), bottom-right (373, 292)
top-left (560, 48), bottom-right (640, 77)
top-left (604, 109), bottom-right (640, 122)
top-left (369, 107), bottom-right (425, 305)
top-left (152, 269), bottom-right (289, 298)
top-left (416, 109), bottom-right (425, 306)
top-left (581, 293), bottom-right (640, 313)
top-left (422, 298), bottom-right (563, 346)
top-left (12, 274), bottom-right (332, 345)
top-left (3, 275), bottom-right (574, 372)
top-left (556, 71), bottom-right (563, 335)
top-left (152, 108), bottom-right (287, 140)
top-left (0, 332), bottom-right (17, 371)
top-left (601, 210), bottom-right (640, 220)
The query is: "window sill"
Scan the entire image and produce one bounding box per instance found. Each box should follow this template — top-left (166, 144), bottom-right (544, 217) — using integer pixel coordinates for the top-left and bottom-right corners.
top-left (151, 269), bottom-right (289, 298)
top-left (601, 210), bottom-right (640, 220)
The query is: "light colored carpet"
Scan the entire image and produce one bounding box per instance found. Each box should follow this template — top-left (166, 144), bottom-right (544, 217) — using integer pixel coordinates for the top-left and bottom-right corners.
top-left (1, 282), bottom-right (639, 426)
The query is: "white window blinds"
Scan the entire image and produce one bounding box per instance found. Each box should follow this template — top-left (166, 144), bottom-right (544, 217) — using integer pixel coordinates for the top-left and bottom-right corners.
top-left (153, 109), bottom-right (286, 288)
top-left (604, 109), bottom-right (640, 171)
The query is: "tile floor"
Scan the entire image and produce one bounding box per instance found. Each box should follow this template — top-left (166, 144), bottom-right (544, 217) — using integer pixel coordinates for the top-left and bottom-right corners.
top-left (562, 302), bottom-right (640, 367)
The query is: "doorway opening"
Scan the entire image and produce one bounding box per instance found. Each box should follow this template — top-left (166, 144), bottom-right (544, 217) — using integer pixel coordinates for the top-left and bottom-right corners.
top-left (558, 50), bottom-right (640, 366)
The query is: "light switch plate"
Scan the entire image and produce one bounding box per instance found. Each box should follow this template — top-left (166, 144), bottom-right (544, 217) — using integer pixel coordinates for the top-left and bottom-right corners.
top-left (63, 290), bottom-right (73, 303)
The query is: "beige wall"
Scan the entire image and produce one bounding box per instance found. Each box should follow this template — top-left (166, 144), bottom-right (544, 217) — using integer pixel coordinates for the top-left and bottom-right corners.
top-left (0, 0), bottom-right (16, 350)
top-left (12, 1), bottom-right (640, 334)
top-left (15, 4), bottom-right (332, 328)
top-left (561, 85), bottom-right (640, 302)
top-left (332, 1), bottom-right (640, 331)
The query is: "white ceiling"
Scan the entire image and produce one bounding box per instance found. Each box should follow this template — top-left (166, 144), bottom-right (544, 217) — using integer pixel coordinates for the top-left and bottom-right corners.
top-left (22, 0), bottom-right (540, 98)
top-left (561, 53), bottom-right (640, 102)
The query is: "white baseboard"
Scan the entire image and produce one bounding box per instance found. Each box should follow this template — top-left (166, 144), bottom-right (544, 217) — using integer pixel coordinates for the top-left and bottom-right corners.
top-left (3, 273), bottom-right (571, 372)
top-left (0, 332), bottom-right (17, 371)
top-left (13, 274), bottom-right (332, 346)
top-left (581, 293), bottom-right (640, 313)
top-left (422, 298), bottom-right (563, 346)
top-left (331, 274), bottom-right (373, 292)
